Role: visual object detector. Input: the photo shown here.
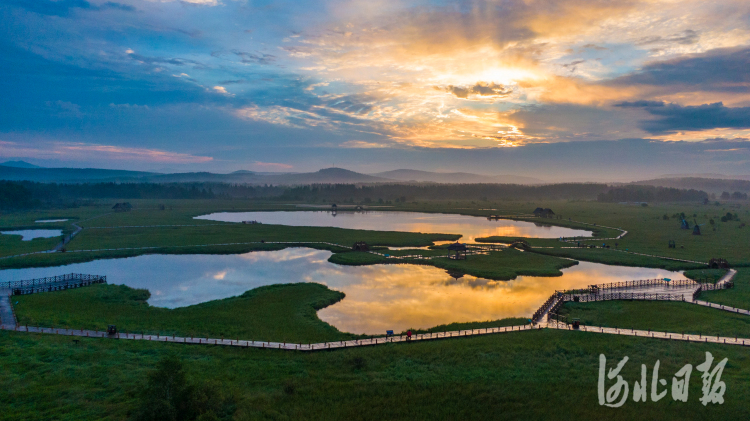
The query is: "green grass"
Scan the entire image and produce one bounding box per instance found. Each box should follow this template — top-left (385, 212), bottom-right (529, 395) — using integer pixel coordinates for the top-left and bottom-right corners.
top-left (530, 247), bottom-right (705, 271)
top-left (15, 283), bottom-right (352, 343)
top-left (3, 199), bottom-right (748, 270)
top-left (683, 268), bottom-right (728, 283)
top-left (0, 233), bottom-right (63, 257)
top-left (328, 248), bottom-right (577, 280)
top-left (559, 300), bottom-right (750, 338)
top-left (700, 268), bottom-right (750, 309)
top-left (2, 328), bottom-right (749, 420)
top-left (0, 223), bottom-right (458, 269)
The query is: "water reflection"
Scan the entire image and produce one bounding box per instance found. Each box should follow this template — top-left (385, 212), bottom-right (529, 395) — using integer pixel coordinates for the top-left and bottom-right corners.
top-left (1, 229), bottom-right (62, 241)
top-left (0, 248), bottom-right (686, 334)
top-left (195, 211), bottom-right (592, 242)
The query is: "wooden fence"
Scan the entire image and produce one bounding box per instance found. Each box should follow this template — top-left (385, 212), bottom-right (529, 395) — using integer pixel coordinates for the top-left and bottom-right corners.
top-left (532, 291), bottom-right (562, 323)
top-left (563, 292), bottom-right (688, 303)
top-left (5, 273), bottom-right (106, 296)
top-left (589, 278), bottom-right (696, 293)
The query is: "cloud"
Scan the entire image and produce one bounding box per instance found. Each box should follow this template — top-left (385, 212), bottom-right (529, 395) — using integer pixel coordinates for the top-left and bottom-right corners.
top-left (614, 100), bottom-right (666, 108)
top-left (231, 50), bottom-right (276, 65)
top-left (620, 102), bottom-right (750, 134)
top-left (443, 82), bottom-right (513, 99)
top-left (340, 140), bottom-right (389, 149)
top-left (609, 47), bottom-right (750, 93)
top-left (6, 0), bottom-right (135, 16)
top-left (251, 161), bottom-right (293, 170)
top-left (0, 140), bottom-right (213, 163)
top-left (45, 100), bottom-right (84, 118)
top-left (636, 29), bottom-right (700, 46)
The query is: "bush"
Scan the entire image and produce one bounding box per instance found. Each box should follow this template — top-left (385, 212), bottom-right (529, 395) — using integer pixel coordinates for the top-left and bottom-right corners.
top-left (132, 356), bottom-right (236, 421)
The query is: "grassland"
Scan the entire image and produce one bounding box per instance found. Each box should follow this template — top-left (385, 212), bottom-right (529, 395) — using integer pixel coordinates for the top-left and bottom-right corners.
top-left (700, 268), bottom-right (750, 309)
top-left (2, 198), bottom-right (748, 269)
top-left (558, 299), bottom-right (750, 338)
top-left (3, 317), bottom-right (749, 420)
top-left (14, 283), bottom-right (352, 343)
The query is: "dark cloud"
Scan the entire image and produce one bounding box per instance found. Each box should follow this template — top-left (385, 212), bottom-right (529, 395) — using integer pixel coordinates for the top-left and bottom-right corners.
top-left (582, 44), bottom-right (607, 51)
top-left (444, 82), bottom-right (512, 99)
top-left (615, 100), bottom-right (665, 107)
top-left (126, 53), bottom-right (206, 69)
top-left (7, 0), bottom-right (134, 16)
top-left (231, 50), bottom-right (276, 65)
top-left (636, 29), bottom-right (699, 46)
top-left (562, 59), bottom-right (586, 72)
top-left (101, 2), bottom-right (135, 12)
top-left (622, 102), bottom-right (750, 134)
top-left (609, 47), bottom-right (750, 92)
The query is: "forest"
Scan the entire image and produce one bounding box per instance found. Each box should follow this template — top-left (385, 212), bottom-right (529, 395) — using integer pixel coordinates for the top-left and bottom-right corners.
top-left (0, 180), bottom-right (724, 210)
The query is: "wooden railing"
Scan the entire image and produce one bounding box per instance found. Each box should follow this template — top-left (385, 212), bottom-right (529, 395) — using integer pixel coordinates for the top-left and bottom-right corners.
top-left (532, 291), bottom-right (562, 323)
top-left (589, 278), bottom-right (697, 293)
top-left (6, 273), bottom-right (106, 296)
top-left (563, 292), bottom-right (687, 303)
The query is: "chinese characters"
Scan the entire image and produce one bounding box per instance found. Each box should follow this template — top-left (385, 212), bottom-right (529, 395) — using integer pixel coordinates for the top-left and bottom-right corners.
top-left (598, 352), bottom-right (727, 407)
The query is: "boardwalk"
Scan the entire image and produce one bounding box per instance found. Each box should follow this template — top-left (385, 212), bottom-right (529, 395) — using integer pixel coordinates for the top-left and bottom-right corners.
top-left (2, 324), bottom-right (536, 351)
top-left (548, 321), bottom-right (750, 346)
top-left (4, 320), bottom-right (750, 350)
top-left (534, 269), bottom-right (739, 324)
top-left (0, 293), bottom-right (16, 329)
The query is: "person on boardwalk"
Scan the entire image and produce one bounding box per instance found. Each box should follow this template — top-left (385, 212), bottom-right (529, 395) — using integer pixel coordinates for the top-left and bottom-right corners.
top-left (407, 330), bottom-right (412, 341)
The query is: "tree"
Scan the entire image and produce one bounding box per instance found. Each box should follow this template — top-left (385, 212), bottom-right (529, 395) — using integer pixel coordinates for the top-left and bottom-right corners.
top-left (132, 356), bottom-right (235, 421)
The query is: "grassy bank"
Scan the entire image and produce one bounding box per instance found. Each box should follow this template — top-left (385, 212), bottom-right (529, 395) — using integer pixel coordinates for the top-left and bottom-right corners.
top-left (558, 300), bottom-right (750, 338)
top-left (328, 248), bottom-right (578, 280)
top-left (2, 328), bottom-right (748, 420)
top-left (700, 268), bottom-right (750, 309)
top-left (529, 247), bottom-right (705, 271)
top-left (14, 283), bottom-right (352, 343)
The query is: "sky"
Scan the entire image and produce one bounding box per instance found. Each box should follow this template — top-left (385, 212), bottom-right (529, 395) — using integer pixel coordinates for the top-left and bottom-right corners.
top-left (1, 0), bottom-right (750, 180)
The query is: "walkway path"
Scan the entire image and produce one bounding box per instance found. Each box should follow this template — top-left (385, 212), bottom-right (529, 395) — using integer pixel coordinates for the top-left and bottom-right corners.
top-left (548, 320), bottom-right (750, 346)
top-left (693, 300), bottom-right (750, 315)
top-left (2, 324), bottom-right (535, 351)
top-left (0, 291), bottom-right (17, 328)
top-left (52, 223), bottom-right (82, 252)
top-left (5, 320), bottom-right (750, 350)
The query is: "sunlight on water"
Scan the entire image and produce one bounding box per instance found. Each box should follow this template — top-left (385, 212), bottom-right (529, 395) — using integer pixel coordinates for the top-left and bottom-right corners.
top-left (0, 248), bottom-right (686, 334)
top-left (195, 211), bottom-right (592, 241)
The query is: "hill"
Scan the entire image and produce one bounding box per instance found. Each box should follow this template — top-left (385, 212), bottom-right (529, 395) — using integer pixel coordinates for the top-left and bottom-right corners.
top-left (372, 169), bottom-right (543, 184)
top-left (0, 165), bottom-right (156, 183)
top-left (632, 177), bottom-right (750, 194)
top-left (1, 160), bottom-right (41, 169)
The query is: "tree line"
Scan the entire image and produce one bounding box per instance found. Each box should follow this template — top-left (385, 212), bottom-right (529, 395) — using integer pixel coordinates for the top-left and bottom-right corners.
top-left (0, 180), bottom-right (716, 210)
top-left (596, 186), bottom-right (708, 203)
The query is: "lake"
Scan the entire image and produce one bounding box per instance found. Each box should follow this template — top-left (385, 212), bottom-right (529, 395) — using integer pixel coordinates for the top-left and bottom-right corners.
top-left (0, 248), bottom-right (686, 334)
top-left (1, 229), bottom-right (63, 241)
top-left (194, 211), bottom-right (592, 242)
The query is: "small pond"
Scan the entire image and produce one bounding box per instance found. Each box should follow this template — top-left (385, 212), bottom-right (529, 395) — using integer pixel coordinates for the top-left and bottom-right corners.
top-left (35, 219), bottom-right (69, 223)
top-left (195, 211), bottom-right (592, 242)
top-left (1, 230), bottom-right (63, 241)
top-left (0, 249), bottom-right (687, 334)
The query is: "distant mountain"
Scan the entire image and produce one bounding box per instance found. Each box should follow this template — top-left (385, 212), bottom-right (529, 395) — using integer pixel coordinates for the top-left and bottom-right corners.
top-left (0, 165), bottom-right (156, 182)
top-left (0, 165), bottom-right (544, 185)
top-left (655, 173), bottom-right (750, 181)
top-left (263, 168), bottom-right (389, 184)
top-left (1, 160), bottom-right (41, 169)
top-left (632, 177), bottom-right (750, 194)
top-left (372, 169), bottom-right (543, 185)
